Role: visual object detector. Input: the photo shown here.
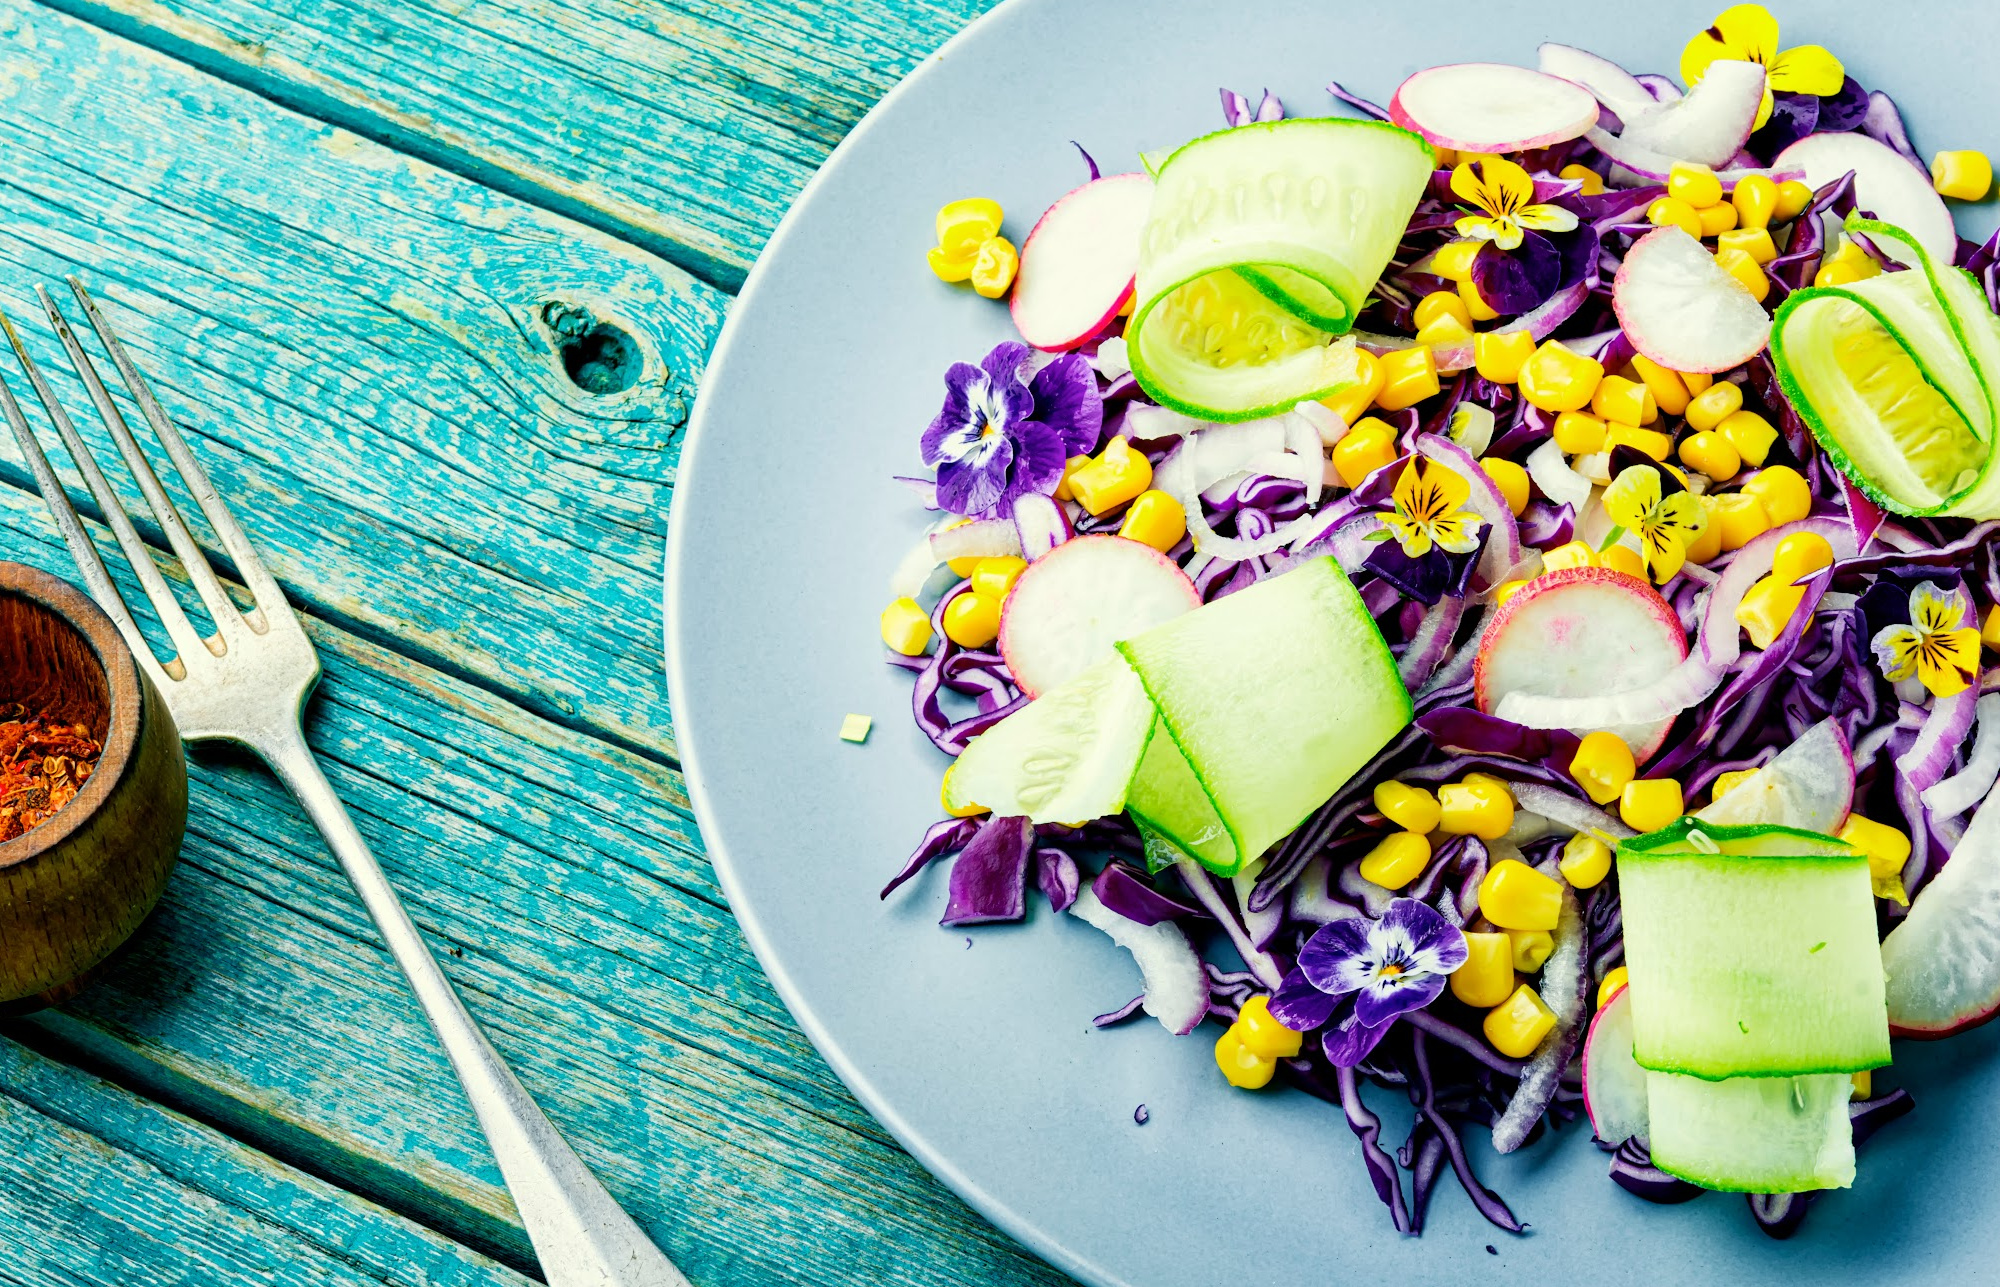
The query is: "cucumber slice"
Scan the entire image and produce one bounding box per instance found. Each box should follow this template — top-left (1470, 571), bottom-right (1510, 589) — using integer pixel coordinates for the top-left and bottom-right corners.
top-left (1645, 1070), bottom-right (1856, 1192)
top-left (941, 656), bottom-right (1155, 824)
top-left (1617, 820), bottom-right (1890, 1079)
top-left (1117, 557), bottom-right (1412, 875)
top-left (1125, 722), bottom-right (1237, 874)
top-left (1129, 118), bottom-right (1434, 421)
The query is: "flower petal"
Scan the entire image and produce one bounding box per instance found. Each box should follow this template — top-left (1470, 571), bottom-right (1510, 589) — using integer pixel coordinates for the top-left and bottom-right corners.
top-left (920, 363), bottom-right (986, 466)
top-left (934, 439), bottom-right (1015, 516)
top-left (1709, 4), bottom-right (1780, 65)
top-left (1381, 897), bottom-right (1470, 971)
top-left (1768, 44), bottom-right (1845, 97)
top-left (1323, 1007), bottom-right (1396, 1068)
top-left (1514, 204), bottom-right (1580, 234)
top-left (1642, 527), bottom-right (1687, 583)
top-left (1384, 511), bottom-right (1435, 560)
top-left (1603, 465), bottom-right (1664, 531)
top-left (1909, 581), bottom-right (1970, 636)
top-left (1916, 643), bottom-right (1975, 698)
top-left (979, 341), bottom-right (1033, 388)
top-left (999, 420), bottom-right (1072, 509)
top-left (1268, 965), bottom-right (1342, 1031)
top-left (1028, 353), bottom-right (1106, 458)
top-left (1449, 161), bottom-right (1490, 211)
top-left (1480, 157), bottom-right (1536, 215)
top-left (1871, 624), bottom-right (1923, 682)
top-left (1353, 969), bottom-right (1449, 1029)
top-left (1298, 918), bottom-right (1378, 996)
top-left (1429, 511), bottom-right (1486, 555)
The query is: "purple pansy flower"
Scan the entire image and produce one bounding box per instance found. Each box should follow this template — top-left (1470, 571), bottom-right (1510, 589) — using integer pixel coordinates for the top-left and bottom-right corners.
top-left (920, 342), bottom-right (1102, 518)
top-left (1267, 898), bottom-right (1468, 1067)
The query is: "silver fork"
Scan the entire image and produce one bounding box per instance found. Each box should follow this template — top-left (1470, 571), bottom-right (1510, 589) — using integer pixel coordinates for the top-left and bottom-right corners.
top-left (0, 278), bottom-right (689, 1287)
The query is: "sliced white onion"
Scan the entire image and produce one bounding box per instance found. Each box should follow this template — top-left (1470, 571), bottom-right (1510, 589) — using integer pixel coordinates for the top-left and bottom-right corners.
top-left (1156, 414), bottom-right (1328, 562)
top-left (1069, 884), bottom-right (1210, 1035)
top-left (1927, 694), bottom-right (2000, 820)
top-left (1449, 402), bottom-right (1495, 458)
top-left (1587, 125), bottom-right (1803, 186)
top-left (1011, 492), bottom-right (1073, 560)
top-left (930, 518), bottom-right (1022, 564)
top-left (1527, 438), bottom-right (1593, 509)
top-left (1510, 781), bottom-right (1637, 840)
top-left (889, 516), bottom-right (957, 599)
top-left (1293, 398), bottom-right (1350, 450)
top-left (1124, 401), bottom-right (1207, 441)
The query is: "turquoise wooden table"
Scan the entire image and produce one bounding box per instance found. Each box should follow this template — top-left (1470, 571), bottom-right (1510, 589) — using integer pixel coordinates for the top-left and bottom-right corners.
top-left (0, 1), bottom-right (1072, 1282)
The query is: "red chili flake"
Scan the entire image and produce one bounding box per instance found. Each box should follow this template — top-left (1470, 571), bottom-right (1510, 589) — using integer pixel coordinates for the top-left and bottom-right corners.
top-left (0, 707), bottom-right (103, 843)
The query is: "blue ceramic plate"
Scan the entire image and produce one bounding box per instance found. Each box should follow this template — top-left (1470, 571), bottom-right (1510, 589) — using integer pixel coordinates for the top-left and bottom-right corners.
top-left (666, 3), bottom-right (2000, 1282)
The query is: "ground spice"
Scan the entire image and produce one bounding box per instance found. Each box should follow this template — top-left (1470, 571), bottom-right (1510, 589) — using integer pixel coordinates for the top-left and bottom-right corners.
top-left (0, 705), bottom-right (102, 843)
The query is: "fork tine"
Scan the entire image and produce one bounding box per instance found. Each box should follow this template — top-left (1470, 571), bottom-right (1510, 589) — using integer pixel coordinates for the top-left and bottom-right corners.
top-left (0, 307), bottom-right (204, 680)
top-left (64, 278), bottom-right (288, 625)
top-left (38, 284), bottom-right (245, 647)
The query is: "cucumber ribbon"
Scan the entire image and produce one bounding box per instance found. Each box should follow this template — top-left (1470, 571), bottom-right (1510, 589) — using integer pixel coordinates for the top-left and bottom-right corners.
top-left (1127, 118), bottom-right (1435, 423)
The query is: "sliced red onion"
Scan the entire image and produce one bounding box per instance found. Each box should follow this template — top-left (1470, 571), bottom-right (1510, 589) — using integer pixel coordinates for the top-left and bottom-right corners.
top-left (1176, 857), bottom-right (1286, 989)
top-left (1924, 693), bottom-right (2000, 820)
top-left (1509, 781), bottom-right (1637, 840)
top-left (1400, 593), bottom-right (1466, 687)
top-left (1011, 492), bottom-right (1073, 560)
top-left (1069, 884), bottom-right (1211, 1035)
top-left (1747, 1192), bottom-right (1814, 1240)
top-left (931, 517), bottom-right (1023, 564)
top-left (1526, 438), bottom-right (1593, 510)
top-left (1493, 886), bottom-right (1587, 1152)
top-left (1416, 431), bottom-right (1519, 590)
top-left (1609, 1136), bottom-right (1704, 1203)
top-left (1586, 125), bottom-right (1803, 184)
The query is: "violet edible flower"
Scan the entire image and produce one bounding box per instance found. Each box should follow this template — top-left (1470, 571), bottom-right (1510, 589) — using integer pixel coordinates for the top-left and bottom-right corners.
top-left (921, 342), bottom-right (1102, 517)
top-left (1269, 897), bottom-right (1469, 1067)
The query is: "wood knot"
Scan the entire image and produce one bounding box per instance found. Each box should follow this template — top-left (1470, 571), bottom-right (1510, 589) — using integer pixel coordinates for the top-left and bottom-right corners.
top-left (540, 301), bottom-right (643, 396)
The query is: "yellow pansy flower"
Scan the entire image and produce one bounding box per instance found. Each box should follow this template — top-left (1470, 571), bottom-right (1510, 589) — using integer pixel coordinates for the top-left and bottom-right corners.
top-left (1450, 157), bottom-right (1579, 253)
top-left (1602, 465), bottom-right (1707, 584)
top-left (1872, 582), bottom-right (1982, 698)
top-left (1380, 457), bottom-right (1485, 559)
top-left (1681, 4), bottom-right (1845, 130)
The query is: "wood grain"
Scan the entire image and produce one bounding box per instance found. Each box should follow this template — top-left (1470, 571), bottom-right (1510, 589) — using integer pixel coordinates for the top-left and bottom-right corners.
top-left (0, 1032), bottom-right (528, 1285)
top-left (36, 0), bottom-right (1002, 289)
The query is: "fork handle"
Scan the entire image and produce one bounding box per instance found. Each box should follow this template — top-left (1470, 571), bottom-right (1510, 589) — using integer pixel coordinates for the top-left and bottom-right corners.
top-left (257, 723), bottom-right (690, 1287)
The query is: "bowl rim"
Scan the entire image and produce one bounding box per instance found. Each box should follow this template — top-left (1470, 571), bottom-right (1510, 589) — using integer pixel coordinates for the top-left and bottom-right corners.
top-left (0, 561), bottom-right (144, 870)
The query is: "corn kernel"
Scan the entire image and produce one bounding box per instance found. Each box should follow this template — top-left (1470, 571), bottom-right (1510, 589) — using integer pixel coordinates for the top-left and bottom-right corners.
top-left (1744, 464), bottom-right (1811, 525)
top-left (1463, 771), bottom-right (1515, 801)
top-left (1320, 349), bottom-right (1387, 426)
top-left (1452, 932), bottom-right (1517, 1007)
top-left (936, 197), bottom-right (1001, 252)
top-left (1839, 814), bottom-right (1913, 880)
top-left (1434, 147), bottom-right (1459, 168)
top-left (1716, 409), bottom-right (1778, 466)
top-left (1684, 380), bottom-right (1744, 433)
top-left (1068, 436), bottom-right (1153, 516)
top-left (1482, 457), bottom-right (1530, 516)
top-left (1214, 1027), bottom-right (1276, 1089)
top-left (1474, 329), bottom-right (1537, 384)
top-left (1852, 1069), bottom-right (1874, 1100)
top-left (1718, 226), bottom-right (1779, 265)
top-left (1619, 777), bottom-right (1685, 833)
top-left (1430, 239), bottom-right (1482, 282)
top-left (1559, 832), bottom-right (1614, 889)
top-left (1519, 341), bottom-right (1604, 413)
top-left (1596, 965), bottom-right (1630, 1010)
top-left (1668, 162), bottom-right (1724, 210)
top-left (1236, 995), bottom-right (1304, 1059)
top-left (1415, 312), bottom-right (1474, 346)
top-left (1414, 290), bottom-right (1474, 332)
top-left (1815, 258), bottom-right (1875, 288)
top-left (1771, 531), bottom-right (1835, 586)
top-left (1552, 410), bottom-right (1607, 454)
top-left (1712, 492), bottom-right (1773, 551)
top-left (1684, 495), bottom-right (1724, 564)
top-left (1772, 179), bottom-right (1814, 223)
top-left (1374, 780), bottom-right (1443, 833)
top-left (1458, 275), bottom-right (1500, 322)
top-left (940, 519), bottom-right (984, 576)
top-left (942, 590), bottom-right (1002, 648)
top-left (1119, 489), bottom-right (1186, 552)
top-left (1679, 370), bottom-right (1714, 396)
top-left (1494, 579), bottom-right (1529, 604)
top-left (1485, 984), bottom-right (1558, 1058)
top-left (1696, 202), bottom-right (1738, 237)
top-left (1360, 830), bottom-right (1434, 890)
top-left (1374, 345), bottom-right (1441, 412)
top-left (1560, 163), bottom-right (1606, 195)
top-left (1646, 196), bottom-right (1703, 239)
top-left (940, 764), bottom-right (988, 818)
top-left (1508, 928), bottom-right (1556, 973)
top-left (1678, 430), bottom-right (1741, 482)
top-left (970, 236), bottom-right (1018, 298)
top-left (1542, 539), bottom-right (1599, 572)
top-left (1333, 417), bottom-right (1399, 489)
top-left (1710, 767), bottom-right (1759, 803)
top-left (1608, 423), bottom-right (1675, 462)
top-left (970, 555), bottom-right (1027, 601)
top-left (881, 596), bottom-right (933, 656)
top-left (1570, 730), bottom-right (1636, 805)
top-left (1732, 173), bottom-right (1778, 231)
top-left (1477, 859), bottom-right (1562, 931)
top-left (1592, 374), bottom-right (1656, 426)
top-left (1932, 149), bottom-right (1994, 201)
top-left (1984, 603), bottom-right (2000, 651)
top-left (1599, 543), bottom-right (1647, 579)
top-left (1713, 246), bottom-right (1771, 303)
top-left (1628, 355), bottom-right (1692, 417)
top-left (1439, 778), bottom-right (1515, 841)
top-left (1052, 454), bottom-right (1090, 501)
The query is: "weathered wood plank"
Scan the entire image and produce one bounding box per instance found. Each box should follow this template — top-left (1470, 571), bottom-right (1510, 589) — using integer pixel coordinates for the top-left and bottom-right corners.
top-left (0, 0), bottom-right (724, 761)
top-left (0, 479), bottom-right (1062, 1286)
top-left (0, 1034), bottom-right (529, 1286)
top-left (36, 0), bottom-right (1001, 288)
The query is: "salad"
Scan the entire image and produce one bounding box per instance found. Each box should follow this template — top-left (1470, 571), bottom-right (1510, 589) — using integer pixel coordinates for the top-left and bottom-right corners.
top-left (877, 3), bottom-right (2000, 1240)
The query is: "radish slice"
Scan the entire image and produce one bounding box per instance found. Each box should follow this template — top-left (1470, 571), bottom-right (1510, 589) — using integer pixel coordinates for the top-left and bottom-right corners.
top-left (1882, 780), bottom-right (2000, 1037)
top-left (1583, 985), bottom-right (1649, 1147)
top-left (1388, 63), bottom-right (1599, 154)
top-left (1536, 43), bottom-right (1659, 125)
top-left (930, 517), bottom-right (1023, 564)
top-left (1773, 132), bottom-right (1956, 267)
top-left (1613, 226), bottom-right (1771, 374)
top-left (1070, 883), bottom-right (1211, 1035)
top-left (1695, 718), bottom-right (1855, 833)
top-left (997, 534), bottom-right (1199, 697)
top-left (1616, 59), bottom-right (1764, 168)
top-left (1011, 492), bottom-right (1073, 560)
top-left (1010, 173), bottom-right (1155, 351)
top-left (1475, 566), bottom-right (1689, 761)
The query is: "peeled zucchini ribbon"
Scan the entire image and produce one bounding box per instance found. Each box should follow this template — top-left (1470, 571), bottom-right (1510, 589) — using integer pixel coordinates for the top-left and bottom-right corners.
top-left (1127, 118), bottom-right (1435, 423)
top-left (1772, 216), bottom-right (2000, 517)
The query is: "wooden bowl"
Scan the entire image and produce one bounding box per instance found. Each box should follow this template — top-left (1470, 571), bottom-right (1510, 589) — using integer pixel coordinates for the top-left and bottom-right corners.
top-left (0, 562), bottom-right (186, 1008)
